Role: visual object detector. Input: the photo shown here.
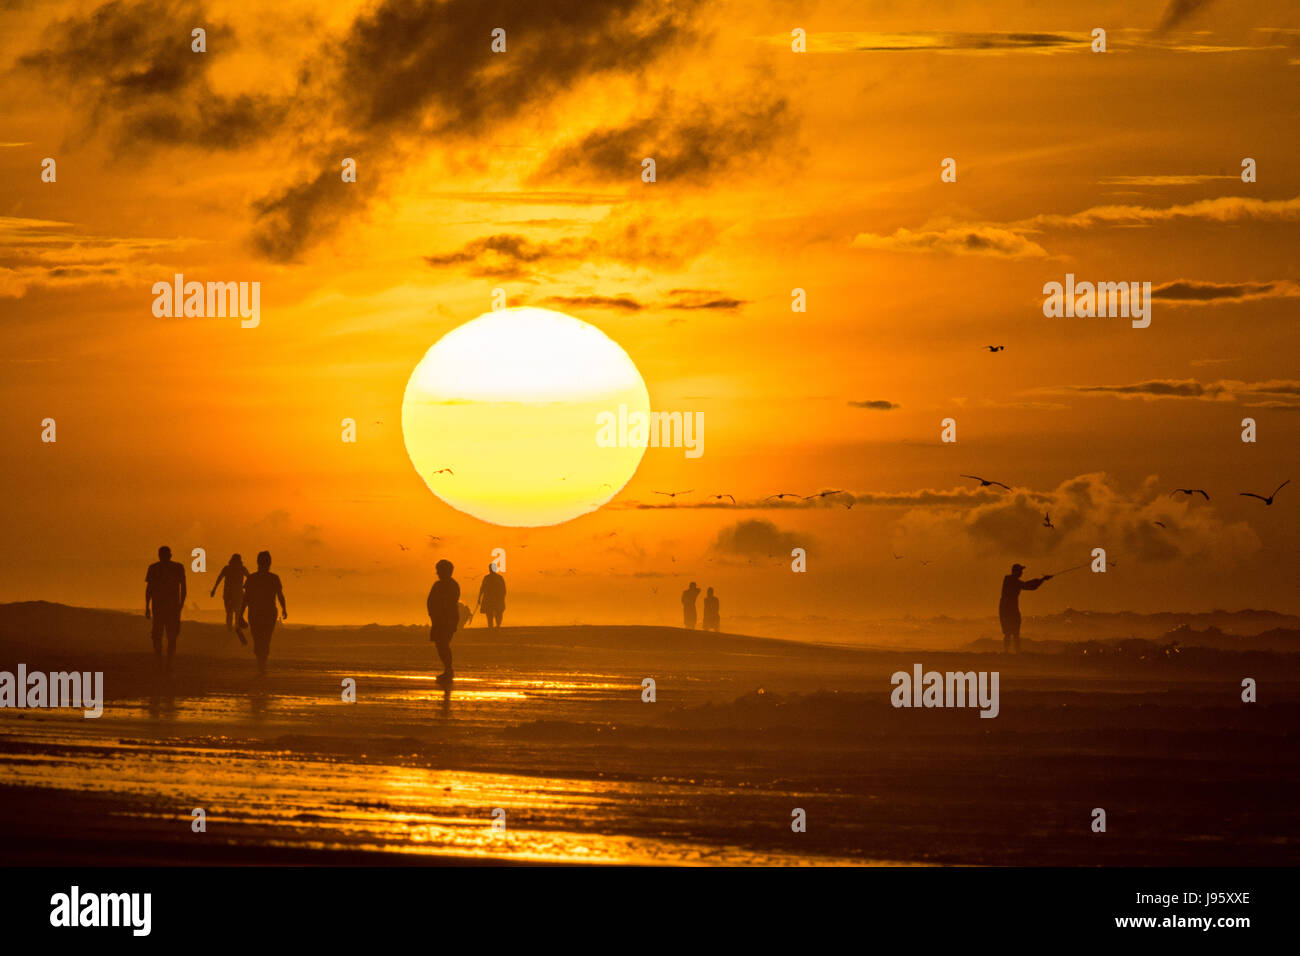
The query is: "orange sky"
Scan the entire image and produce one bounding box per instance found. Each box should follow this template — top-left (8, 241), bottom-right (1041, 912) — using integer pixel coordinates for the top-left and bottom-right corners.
top-left (1, 0), bottom-right (1297, 632)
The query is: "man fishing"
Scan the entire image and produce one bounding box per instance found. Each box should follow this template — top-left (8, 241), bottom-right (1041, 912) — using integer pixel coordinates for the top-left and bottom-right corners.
top-left (999, 563), bottom-right (1053, 654)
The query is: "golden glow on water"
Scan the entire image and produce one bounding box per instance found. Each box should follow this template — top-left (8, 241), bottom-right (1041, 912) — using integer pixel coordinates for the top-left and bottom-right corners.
top-left (0, 730), bottom-right (889, 866)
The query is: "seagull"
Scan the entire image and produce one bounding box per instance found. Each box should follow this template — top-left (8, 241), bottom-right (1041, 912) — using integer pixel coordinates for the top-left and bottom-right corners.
top-left (892, 553), bottom-right (903, 560)
top-left (763, 492), bottom-right (802, 501)
top-left (1171, 488), bottom-right (1210, 500)
top-left (802, 489), bottom-right (844, 499)
top-left (709, 493), bottom-right (737, 504)
top-left (427, 535), bottom-right (441, 543)
top-left (398, 544), bottom-right (409, 551)
top-left (919, 559), bottom-right (932, 566)
top-left (961, 474), bottom-right (1011, 490)
top-left (1043, 512), bottom-right (1054, 529)
top-left (1153, 521), bottom-right (1167, 529)
top-left (654, 489), bottom-right (693, 498)
top-left (1240, 480), bottom-right (1289, 506)
top-left (431, 468), bottom-right (454, 476)
top-left (983, 345), bottom-right (1005, 352)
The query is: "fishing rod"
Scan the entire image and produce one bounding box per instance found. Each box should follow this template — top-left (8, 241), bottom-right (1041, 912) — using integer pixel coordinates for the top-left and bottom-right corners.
top-left (1044, 564), bottom-right (1084, 577)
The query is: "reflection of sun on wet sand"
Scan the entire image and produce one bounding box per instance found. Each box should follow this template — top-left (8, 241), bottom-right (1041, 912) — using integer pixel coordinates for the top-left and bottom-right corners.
top-left (1, 602), bottom-right (1297, 866)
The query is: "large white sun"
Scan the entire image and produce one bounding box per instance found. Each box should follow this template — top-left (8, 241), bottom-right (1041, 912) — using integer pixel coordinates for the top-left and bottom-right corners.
top-left (401, 307), bottom-right (651, 527)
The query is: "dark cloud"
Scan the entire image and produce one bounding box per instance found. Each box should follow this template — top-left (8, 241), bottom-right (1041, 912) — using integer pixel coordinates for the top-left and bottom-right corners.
top-left (1153, 279), bottom-right (1300, 303)
top-left (1155, 0), bottom-right (1215, 34)
top-left (665, 289), bottom-right (746, 310)
top-left (711, 519), bottom-right (801, 557)
top-left (848, 399), bottom-right (899, 410)
top-left (422, 216), bottom-right (717, 278)
top-left (18, 0), bottom-right (282, 150)
top-left (1074, 380), bottom-right (1223, 398)
top-left (533, 98), bottom-right (792, 185)
top-left (423, 234), bottom-right (594, 279)
top-left (254, 0), bottom-right (706, 258)
top-left (254, 167), bottom-right (372, 262)
top-left (543, 294), bottom-right (645, 312)
top-left (1057, 378), bottom-right (1300, 407)
top-left (849, 32), bottom-right (1077, 52)
top-left (333, 0), bottom-right (701, 135)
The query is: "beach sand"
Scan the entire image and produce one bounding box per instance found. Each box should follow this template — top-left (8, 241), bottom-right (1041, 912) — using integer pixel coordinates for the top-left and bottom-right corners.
top-left (1, 603), bottom-right (1297, 866)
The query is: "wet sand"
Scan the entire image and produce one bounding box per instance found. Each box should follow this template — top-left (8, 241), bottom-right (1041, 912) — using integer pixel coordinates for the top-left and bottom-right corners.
top-left (1, 609), bottom-right (1297, 866)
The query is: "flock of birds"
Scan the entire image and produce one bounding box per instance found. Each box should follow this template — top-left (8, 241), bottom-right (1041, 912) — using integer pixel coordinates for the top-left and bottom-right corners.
top-left (636, 474), bottom-right (1291, 550)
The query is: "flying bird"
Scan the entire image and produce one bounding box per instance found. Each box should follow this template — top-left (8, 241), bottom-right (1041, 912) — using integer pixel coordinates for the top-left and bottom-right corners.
top-left (398, 544), bottom-right (409, 551)
top-left (1240, 480), bottom-right (1289, 506)
top-left (427, 535), bottom-right (441, 543)
top-left (1153, 521), bottom-right (1167, 529)
top-left (803, 489), bottom-right (844, 499)
top-left (961, 474), bottom-right (1011, 490)
top-left (430, 468), bottom-right (454, 476)
top-left (763, 492), bottom-right (802, 501)
top-left (1171, 488), bottom-right (1210, 501)
top-left (1043, 512), bottom-right (1054, 529)
top-left (709, 493), bottom-right (737, 504)
top-left (654, 489), bottom-right (693, 498)
top-left (892, 553), bottom-right (903, 560)
top-left (983, 345), bottom-right (1005, 352)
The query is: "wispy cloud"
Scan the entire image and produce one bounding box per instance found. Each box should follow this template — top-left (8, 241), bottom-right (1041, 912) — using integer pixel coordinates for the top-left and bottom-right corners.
top-left (1046, 378), bottom-right (1300, 408)
top-left (1153, 279), bottom-right (1300, 304)
top-left (851, 224), bottom-right (1048, 259)
top-left (423, 215), bottom-right (718, 279)
top-left (852, 196), bottom-right (1300, 259)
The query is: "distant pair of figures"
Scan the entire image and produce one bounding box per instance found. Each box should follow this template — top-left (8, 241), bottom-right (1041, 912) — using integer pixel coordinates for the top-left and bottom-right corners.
top-left (680, 582), bottom-right (720, 631)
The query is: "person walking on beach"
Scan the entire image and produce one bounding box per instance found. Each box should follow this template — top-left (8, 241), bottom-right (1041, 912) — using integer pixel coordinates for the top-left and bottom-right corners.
top-left (240, 551), bottom-right (286, 676)
top-left (477, 562), bottom-right (506, 629)
top-left (702, 586), bottom-right (720, 632)
top-left (145, 545), bottom-right (186, 674)
top-left (210, 553), bottom-right (249, 645)
top-left (681, 581), bottom-right (701, 629)
top-left (999, 563), bottom-right (1051, 654)
top-left (428, 559), bottom-right (460, 686)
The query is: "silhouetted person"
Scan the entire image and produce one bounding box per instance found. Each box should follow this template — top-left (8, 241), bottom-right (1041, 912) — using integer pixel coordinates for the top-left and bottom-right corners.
top-left (999, 563), bottom-right (1051, 654)
top-left (240, 551), bottom-right (286, 676)
top-left (145, 545), bottom-right (186, 673)
top-left (702, 587), bottom-right (720, 632)
top-left (210, 553), bottom-right (249, 645)
top-left (478, 563), bottom-right (506, 628)
top-left (428, 559), bottom-right (460, 685)
top-left (681, 581), bottom-right (701, 629)
top-left (458, 602), bottom-right (473, 630)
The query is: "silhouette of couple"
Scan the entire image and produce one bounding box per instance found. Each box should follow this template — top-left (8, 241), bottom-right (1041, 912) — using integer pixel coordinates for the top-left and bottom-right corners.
top-left (145, 547), bottom-right (285, 676)
top-left (680, 582), bottom-right (720, 632)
